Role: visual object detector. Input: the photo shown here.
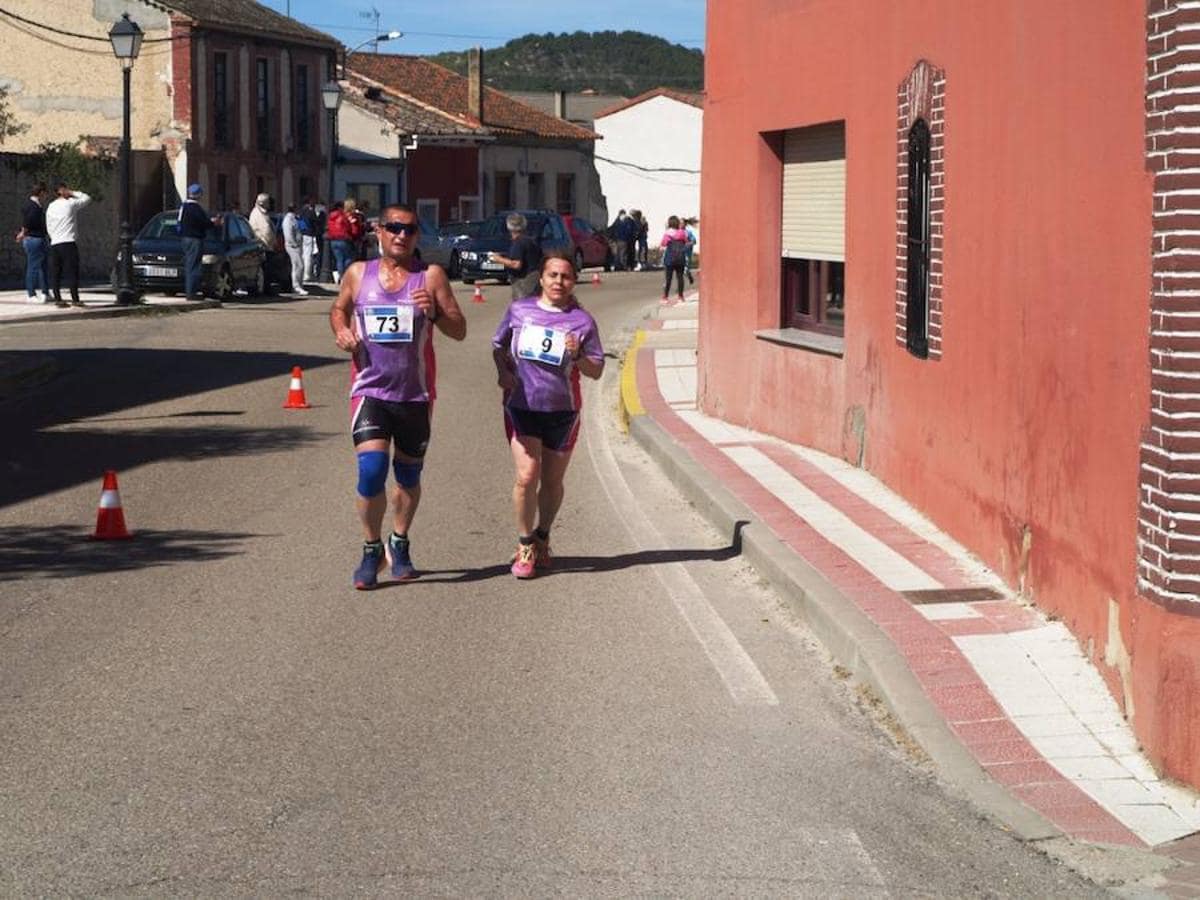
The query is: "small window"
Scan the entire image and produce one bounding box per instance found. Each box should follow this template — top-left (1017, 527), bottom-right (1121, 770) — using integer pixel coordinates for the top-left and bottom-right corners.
top-left (905, 118), bottom-right (931, 358)
top-left (213, 53), bottom-right (230, 149)
top-left (781, 258), bottom-right (844, 334)
top-left (295, 64), bottom-right (310, 152)
top-left (555, 173), bottom-right (575, 215)
top-left (256, 58), bottom-right (270, 152)
top-left (780, 121), bottom-right (845, 336)
top-left (494, 172), bottom-right (515, 210)
top-left (216, 173), bottom-right (228, 211)
top-left (416, 198), bottom-right (440, 228)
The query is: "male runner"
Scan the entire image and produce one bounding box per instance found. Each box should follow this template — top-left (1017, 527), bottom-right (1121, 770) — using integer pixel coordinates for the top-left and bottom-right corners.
top-left (330, 204), bottom-right (467, 589)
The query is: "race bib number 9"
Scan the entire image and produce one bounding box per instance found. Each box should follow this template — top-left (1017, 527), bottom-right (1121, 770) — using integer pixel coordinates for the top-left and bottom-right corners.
top-left (363, 304), bottom-right (414, 343)
top-left (517, 324), bottom-right (567, 365)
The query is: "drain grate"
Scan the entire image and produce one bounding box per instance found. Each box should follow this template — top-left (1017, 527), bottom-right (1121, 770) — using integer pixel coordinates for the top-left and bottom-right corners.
top-left (901, 587), bottom-right (1004, 605)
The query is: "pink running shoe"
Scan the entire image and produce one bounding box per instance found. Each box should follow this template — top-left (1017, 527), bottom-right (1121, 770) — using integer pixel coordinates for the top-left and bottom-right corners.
top-left (511, 542), bottom-right (537, 579)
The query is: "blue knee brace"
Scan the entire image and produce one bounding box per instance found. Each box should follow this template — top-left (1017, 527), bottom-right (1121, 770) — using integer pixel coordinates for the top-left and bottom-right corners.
top-left (356, 450), bottom-right (389, 498)
top-left (393, 459), bottom-right (424, 488)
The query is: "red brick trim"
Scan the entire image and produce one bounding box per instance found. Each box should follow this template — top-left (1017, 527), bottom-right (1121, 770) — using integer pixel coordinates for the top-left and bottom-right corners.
top-left (1140, 0), bottom-right (1200, 609)
top-left (896, 60), bottom-right (946, 359)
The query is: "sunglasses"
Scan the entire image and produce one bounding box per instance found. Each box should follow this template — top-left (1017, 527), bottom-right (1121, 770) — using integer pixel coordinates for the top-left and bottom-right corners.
top-left (380, 221), bottom-right (419, 235)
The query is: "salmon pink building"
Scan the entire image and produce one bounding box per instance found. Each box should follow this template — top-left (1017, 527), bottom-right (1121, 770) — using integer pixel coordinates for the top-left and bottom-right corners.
top-left (701, 0), bottom-right (1200, 788)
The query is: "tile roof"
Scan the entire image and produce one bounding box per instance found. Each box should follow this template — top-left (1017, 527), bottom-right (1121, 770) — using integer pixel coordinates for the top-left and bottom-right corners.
top-left (343, 74), bottom-right (483, 140)
top-left (594, 88), bottom-right (705, 120)
top-left (158, 0), bottom-right (338, 47)
top-left (347, 54), bottom-right (598, 143)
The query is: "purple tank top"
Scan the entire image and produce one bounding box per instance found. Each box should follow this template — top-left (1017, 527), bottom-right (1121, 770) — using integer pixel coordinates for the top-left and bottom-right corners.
top-left (350, 260), bottom-right (436, 403)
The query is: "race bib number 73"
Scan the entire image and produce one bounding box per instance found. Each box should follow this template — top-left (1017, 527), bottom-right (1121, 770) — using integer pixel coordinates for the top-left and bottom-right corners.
top-left (517, 324), bottom-right (567, 365)
top-left (363, 305), bottom-right (414, 343)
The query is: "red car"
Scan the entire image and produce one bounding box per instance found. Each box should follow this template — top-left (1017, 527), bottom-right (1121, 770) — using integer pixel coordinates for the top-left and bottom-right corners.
top-left (563, 214), bottom-right (613, 271)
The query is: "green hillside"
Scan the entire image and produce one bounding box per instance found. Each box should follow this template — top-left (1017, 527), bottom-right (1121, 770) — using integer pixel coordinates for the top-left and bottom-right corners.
top-left (425, 31), bottom-right (703, 95)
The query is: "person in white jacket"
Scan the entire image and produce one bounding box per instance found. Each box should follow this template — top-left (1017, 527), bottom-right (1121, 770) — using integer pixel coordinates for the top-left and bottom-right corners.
top-left (45, 182), bottom-right (90, 308)
top-left (248, 192), bottom-right (275, 251)
top-left (281, 204), bottom-right (308, 296)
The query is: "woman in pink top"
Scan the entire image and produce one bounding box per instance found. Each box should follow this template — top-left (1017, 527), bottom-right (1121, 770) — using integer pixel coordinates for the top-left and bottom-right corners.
top-left (660, 215), bottom-right (692, 303)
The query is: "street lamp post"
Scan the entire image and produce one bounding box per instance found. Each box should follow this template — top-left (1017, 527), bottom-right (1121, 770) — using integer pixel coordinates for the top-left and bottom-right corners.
top-left (109, 13), bottom-right (143, 306)
top-left (319, 79), bottom-right (342, 283)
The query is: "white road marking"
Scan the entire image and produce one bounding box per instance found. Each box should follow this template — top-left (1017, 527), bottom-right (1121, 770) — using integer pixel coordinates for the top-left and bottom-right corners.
top-left (585, 384), bottom-right (778, 706)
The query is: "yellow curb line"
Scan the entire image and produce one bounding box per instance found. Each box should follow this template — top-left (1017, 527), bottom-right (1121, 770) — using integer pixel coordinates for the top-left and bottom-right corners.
top-left (618, 329), bottom-right (647, 432)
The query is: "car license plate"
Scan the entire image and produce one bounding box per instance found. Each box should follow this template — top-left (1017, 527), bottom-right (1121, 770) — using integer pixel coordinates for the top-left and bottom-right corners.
top-left (481, 261), bottom-right (503, 271)
top-left (145, 266), bottom-right (178, 278)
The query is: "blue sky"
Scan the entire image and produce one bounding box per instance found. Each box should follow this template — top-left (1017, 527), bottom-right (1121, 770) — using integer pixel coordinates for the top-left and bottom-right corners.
top-left (259, 0), bottom-right (706, 56)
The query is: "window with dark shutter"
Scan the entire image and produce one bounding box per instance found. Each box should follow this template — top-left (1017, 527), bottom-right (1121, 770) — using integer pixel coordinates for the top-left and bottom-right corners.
top-left (905, 118), bottom-right (931, 358)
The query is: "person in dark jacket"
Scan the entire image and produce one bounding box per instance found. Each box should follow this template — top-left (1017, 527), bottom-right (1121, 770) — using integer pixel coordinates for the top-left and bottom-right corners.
top-left (178, 183), bottom-right (213, 300)
top-left (16, 182), bottom-right (50, 303)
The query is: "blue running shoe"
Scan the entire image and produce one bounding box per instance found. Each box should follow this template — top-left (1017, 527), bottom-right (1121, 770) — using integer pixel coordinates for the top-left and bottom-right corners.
top-left (387, 532), bottom-right (418, 581)
top-left (353, 541), bottom-right (385, 590)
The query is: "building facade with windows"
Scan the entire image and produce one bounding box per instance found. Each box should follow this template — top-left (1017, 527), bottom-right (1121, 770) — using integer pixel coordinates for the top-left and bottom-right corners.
top-left (702, 0), bottom-right (1200, 788)
top-left (343, 52), bottom-right (603, 228)
top-left (0, 0), bottom-right (337, 220)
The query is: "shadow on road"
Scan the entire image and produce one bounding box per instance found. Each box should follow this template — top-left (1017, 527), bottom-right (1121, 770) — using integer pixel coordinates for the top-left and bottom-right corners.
top-left (0, 524), bottom-right (260, 581)
top-left (1, 348), bottom-right (338, 509)
top-left (2, 424), bottom-right (324, 510)
top-left (409, 522), bottom-right (747, 584)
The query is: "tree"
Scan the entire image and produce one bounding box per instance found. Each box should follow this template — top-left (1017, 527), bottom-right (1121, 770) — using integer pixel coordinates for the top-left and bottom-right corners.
top-left (14, 141), bottom-right (113, 200)
top-left (0, 86), bottom-right (29, 144)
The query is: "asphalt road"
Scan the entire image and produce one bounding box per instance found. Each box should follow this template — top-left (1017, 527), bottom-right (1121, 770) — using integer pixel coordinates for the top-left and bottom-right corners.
top-left (0, 273), bottom-right (1109, 895)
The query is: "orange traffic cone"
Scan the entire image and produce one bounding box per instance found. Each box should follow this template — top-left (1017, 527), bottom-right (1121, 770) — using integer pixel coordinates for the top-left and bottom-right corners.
top-left (472, 284), bottom-right (485, 304)
top-left (591, 271), bottom-right (602, 286)
top-left (282, 365), bottom-right (311, 409)
top-left (91, 470), bottom-right (133, 540)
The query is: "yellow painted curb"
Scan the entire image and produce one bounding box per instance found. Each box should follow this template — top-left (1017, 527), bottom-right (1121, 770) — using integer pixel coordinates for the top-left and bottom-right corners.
top-left (619, 329), bottom-right (647, 432)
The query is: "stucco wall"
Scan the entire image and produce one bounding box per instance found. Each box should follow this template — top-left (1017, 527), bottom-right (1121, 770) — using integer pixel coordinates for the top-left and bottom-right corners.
top-left (481, 143), bottom-right (606, 226)
top-left (595, 95), bottom-right (702, 246)
top-left (700, 2), bottom-right (1200, 783)
top-left (0, 0), bottom-right (175, 154)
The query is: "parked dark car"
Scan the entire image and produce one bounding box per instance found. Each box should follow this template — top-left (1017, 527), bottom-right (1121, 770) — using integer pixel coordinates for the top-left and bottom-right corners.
top-left (122, 211), bottom-right (266, 299)
top-left (436, 219), bottom-right (483, 277)
top-left (562, 214), bottom-right (613, 271)
top-left (456, 210), bottom-right (574, 284)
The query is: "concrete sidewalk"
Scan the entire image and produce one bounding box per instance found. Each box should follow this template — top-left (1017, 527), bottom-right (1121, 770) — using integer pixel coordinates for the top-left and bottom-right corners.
top-left (618, 292), bottom-right (1200, 883)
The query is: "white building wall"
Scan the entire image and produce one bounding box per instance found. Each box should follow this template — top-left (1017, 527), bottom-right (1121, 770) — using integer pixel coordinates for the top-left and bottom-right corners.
top-left (595, 95), bottom-right (702, 249)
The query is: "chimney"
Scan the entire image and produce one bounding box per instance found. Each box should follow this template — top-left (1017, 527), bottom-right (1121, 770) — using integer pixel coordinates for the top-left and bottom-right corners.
top-left (468, 46), bottom-right (483, 123)
top-left (554, 90), bottom-right (567, 119)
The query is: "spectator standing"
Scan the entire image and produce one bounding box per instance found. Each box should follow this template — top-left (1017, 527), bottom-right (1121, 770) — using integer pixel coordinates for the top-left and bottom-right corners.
top-left (617, 210), bottom-right (638, 271)
top-left (326, 200), bottom-right (354, 283)
top-left (659, 215), bottom-right (692, 304)
top-left (635, 210), bottom-right (649, 271)
top-left (608, 209), bottom-right (628, 271)
top-left (16, 182), bottom-right (51, 303)
top-left (298, 197), bottom-right (319, 284)
top-left (249, 192), bottom-right (275, 250)
top-left (488, 212), bottom-right (543, 300)
top-left (282, 203), bottom-right (308, 296)
top-left (683, 216), bottom-right (698, 285)
top-left (45, 182), bottom-right (90, 308)
top-left (177, 183), bottom-right (212, 301)
top-left (344, 197), bottom-right (368, 260)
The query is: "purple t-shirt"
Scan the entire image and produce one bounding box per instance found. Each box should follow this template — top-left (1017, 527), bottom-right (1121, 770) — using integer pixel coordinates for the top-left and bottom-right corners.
top-left (492, 296), bottom-right (604, 412)
top-left (350, 260), bottom-right (436, 403)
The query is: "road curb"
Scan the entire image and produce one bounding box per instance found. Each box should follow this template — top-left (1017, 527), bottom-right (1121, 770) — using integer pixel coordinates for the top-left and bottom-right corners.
top-left (619, 329), bottom-right (1061, 845)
